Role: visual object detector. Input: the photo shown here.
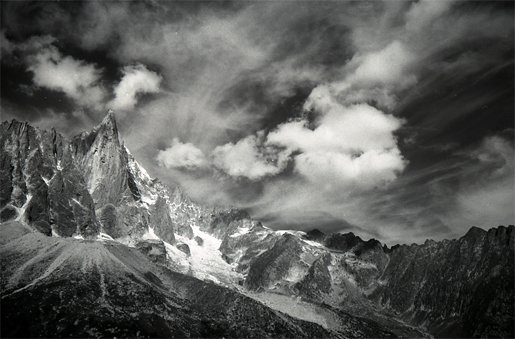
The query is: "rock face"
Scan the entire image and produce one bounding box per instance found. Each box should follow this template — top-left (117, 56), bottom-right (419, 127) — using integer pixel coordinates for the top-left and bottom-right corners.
top-left (135, 239), bottom-right (168, 266)
top-left (218, 221), bottom-right (514, 338)
top-left (0, 114), bottom-right (207, 243)
top-left (370, 226), bottom-right (515, 338)
top-left (245, 234), bottom-right (304, 290)
top-left (71, 112), bottom-right (138, 207)
top-left (1, 114), bottom-right (513, 338)
top-left (295, 253), bottom-right (332, 300)
top-left (0, 120), bottom-right (100, 238)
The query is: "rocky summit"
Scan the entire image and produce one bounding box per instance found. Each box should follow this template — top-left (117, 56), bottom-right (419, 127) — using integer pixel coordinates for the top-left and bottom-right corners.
top-left (1, 114), bottom-right (513, 338)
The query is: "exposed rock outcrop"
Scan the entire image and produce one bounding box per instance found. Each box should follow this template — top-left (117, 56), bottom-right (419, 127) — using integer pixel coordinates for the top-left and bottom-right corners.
top-left (370, 225), bottom-right (514, 338)
top-left (245, 234), bottom-right (305, 290)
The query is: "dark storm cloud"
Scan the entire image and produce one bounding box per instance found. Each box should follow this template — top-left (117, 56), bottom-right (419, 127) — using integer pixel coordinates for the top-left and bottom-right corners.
top-left (1, 1), bottom-right (513, 243)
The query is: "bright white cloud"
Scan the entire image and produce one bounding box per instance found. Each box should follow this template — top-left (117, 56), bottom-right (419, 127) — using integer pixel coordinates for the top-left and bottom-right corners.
top-left (212, 134), bottom-right (290, 180)
top-left (156, 138), bottom-right (208, 170)
top-left (350, 40), bottom-right (416, 88)
top-left (26, 43), bottom-right (106, 109)
top-left (109, 64), bottom-right (162, 111)
top-left (295, 148), bottom-right (405, 190)
top-left (314, 41), bottom-right (416, 110)
top-left (267, 102), bottom-right (405, 190)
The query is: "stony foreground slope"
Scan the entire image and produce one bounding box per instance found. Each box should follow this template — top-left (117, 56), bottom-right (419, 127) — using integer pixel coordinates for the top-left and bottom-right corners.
top-left (1, 114), bottom-right (513, 338)
top-left (1, 220), bottom-right (407, 338)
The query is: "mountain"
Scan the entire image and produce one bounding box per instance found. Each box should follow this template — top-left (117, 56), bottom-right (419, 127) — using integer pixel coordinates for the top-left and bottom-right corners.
top-left (1, 113), bottom-right (513, 338)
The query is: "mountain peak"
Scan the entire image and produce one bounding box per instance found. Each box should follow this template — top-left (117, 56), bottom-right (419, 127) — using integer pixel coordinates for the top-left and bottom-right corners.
top-left (464, 226), bottom-right (487, 240)
top-left (98, 109), bottom-right (118, 134)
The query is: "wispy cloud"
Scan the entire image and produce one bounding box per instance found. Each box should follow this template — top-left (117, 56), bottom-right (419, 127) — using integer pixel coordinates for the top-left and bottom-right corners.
top-left (109, 64), bottom-right (162, 112)
top-left (20, 36), bottom-right (106, 110)
top-left (157, 138), bottom-right (208, 170)
top-left (1, 1), bottom-right (513, 243)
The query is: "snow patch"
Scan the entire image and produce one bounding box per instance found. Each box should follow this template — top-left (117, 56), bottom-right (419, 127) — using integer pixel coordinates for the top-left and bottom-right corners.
top-left (142, 226), bottom-right (160, 241)
top-left (229, 226), bottom-right (251, 238)
top-left (302, 238), bottom-right (325, 248)
top-left (276, 230), bottom-right (306, 237)
top-left (15, 194), bottom-right (32, 222)
top-left (71, 198), bottom-right (84, 207)
top-left (166, 226), bottom-right (244, 286)
top-left (141, 194), bottom-right (157, 207)
top-left (97, 232), bottom-right (114, 241)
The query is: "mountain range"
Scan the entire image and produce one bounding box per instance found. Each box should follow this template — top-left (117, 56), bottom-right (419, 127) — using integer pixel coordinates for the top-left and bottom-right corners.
top-left (1, 112), bottom-right (513, 338)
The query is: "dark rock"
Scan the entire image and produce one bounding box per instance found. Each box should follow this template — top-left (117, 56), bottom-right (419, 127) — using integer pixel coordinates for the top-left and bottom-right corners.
top-left (0, 205), bottom-right (17, 222)
top-left (325, 232), bottom-right (389, 275)
top-left (0, 149), bottom-right (13, 209)
top-left (194, 236), bottom-right (203, 246)
top-left (135, 240), bottom-right (167, 266)
top-left (370, 225), bottom-right (515, 338)
top-left (25, 184), bottom-right (51, 232)
top-left (98, 203), bottom-right (117, 237)
top-left (303, 229), bottom-right (326, 242)
top-left (150, 197), bottom-right (175, 244)
top-left (176, 243), bottom-right (191, 256)
top-left (114, 204), bottom-right (149, 239)
top-left (33, 220), bottom-right (51, 236)
top-left (295, 253), bottom-right (332, 300)
top-left (245, 234), bottom-right (304, 290)
top-left (208, 208), bottom-right (250, 238)
top-left (220, 229), bottom-right (277, 274)
top-left (325, 232), bottom-right (362, 252)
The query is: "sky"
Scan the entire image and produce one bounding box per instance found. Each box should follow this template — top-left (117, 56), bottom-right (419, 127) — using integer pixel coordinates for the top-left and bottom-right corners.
top-left (1, 0), bottom-right (513, 244)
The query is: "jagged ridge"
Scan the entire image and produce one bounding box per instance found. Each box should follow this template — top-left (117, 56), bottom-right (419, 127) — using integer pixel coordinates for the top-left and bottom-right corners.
top-left (1, 113), bottom-right (513, 338)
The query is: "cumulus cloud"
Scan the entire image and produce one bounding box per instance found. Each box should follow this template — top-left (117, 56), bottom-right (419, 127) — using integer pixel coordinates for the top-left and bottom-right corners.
top-left (109, 64), bottom-right (162, 111)
top-left (156, 138), bottom-right (208, 170)
top-left (23, 38), bottom-right (106, 109)
top-left (266, 102), bottom-right (405, 189)
top-left (212, 134), bottom-right (290, 180)
top-left (351, 41), bottom-right (415, 88)
top-left (3, 33), bottom-right (164, 118)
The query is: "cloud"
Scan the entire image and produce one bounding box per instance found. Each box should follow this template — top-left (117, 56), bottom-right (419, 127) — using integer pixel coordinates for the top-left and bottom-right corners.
top-left (109, 64), bottom-right (162, 111)
top-left (449, 134), bottom-right (514, 233)
top-left (156, 138), bottom-right (208, 170)
top-left (24, 38), bottom-right (106, 110)
top-left (350, 40), bottom-right (416, 90)
top-left (405, 0), bottom-right (454, 32)
top-left (0, 30), bottom-right (14, 56)
top-left (473, 135), bottom-right (514, 177)
top-left (212, 134), bottom-right (290, 180)
top-left (266, 102), bottom-right (405, 189)
top-left (2, 1), bottom-right (513, 243)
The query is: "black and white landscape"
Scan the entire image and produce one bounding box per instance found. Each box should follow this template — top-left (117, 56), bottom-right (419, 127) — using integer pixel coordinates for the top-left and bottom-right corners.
top-left (1, 1), bottom-right (514, 338)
